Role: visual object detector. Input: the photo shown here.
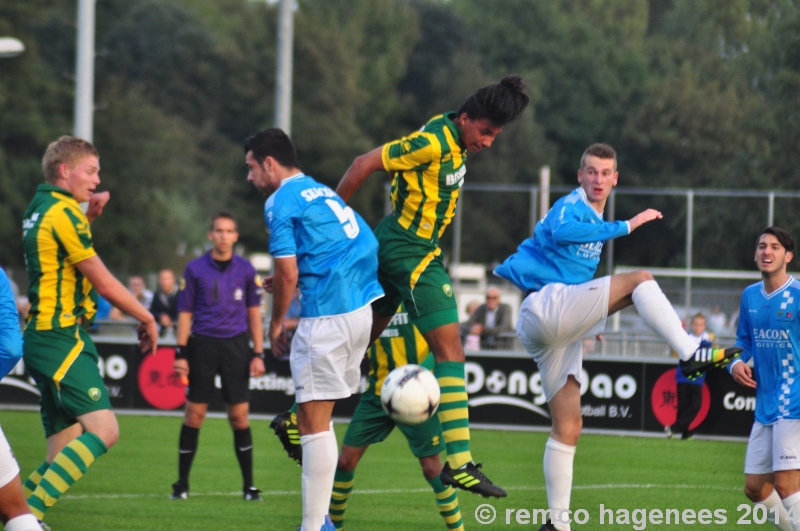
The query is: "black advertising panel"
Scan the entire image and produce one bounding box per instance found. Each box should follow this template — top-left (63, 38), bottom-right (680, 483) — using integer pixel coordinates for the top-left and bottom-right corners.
top-left (643, 362), bottom-right (756, 437)
top-left (463, 354), bottom-right (645, 431)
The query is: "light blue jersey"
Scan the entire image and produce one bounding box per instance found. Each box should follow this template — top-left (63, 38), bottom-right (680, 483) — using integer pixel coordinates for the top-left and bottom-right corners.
top-left (266, 173), bottom-right (384, 318)
top-left (0, 269), bottom-right (23, 378)
top-left (732, 277), bottom-right (800, 424)
top-left (494, 188), bottom-right (630, 291)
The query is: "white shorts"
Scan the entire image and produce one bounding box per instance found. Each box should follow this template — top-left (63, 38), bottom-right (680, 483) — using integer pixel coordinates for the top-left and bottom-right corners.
top-left (0, 424), bottom-right (20, 489)
top-left (290, 304), bottom-right (373, 403)
top-left (745, 420), bottom-right (800, 474)
top-left (517, 276), bottom-right (610, 401)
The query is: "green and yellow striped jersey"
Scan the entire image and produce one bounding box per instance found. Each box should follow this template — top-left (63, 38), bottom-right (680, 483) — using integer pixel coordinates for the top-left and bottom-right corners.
top-left (368, 304), bottom-right (434, 396)
top-left (381, 112), bottom-right (466, 244)
top-left (22, 184), bottom-right (98, 331)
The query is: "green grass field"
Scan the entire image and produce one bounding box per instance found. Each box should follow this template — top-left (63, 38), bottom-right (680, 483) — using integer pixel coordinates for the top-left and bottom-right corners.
top-left (1, 410), bottom-right (757, 530)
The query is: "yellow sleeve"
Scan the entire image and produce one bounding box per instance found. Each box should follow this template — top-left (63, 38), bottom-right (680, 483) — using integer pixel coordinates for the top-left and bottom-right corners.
top-left (52, 206), bottom-right (97, 265)
top-left (381, 131), bottom-right (440, 173)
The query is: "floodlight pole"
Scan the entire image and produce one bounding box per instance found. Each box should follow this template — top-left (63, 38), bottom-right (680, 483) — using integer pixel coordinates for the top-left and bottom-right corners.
top-left (74, 0), bottom-right (96, 142)
top-left (274, 0), bottom-right (294, 135)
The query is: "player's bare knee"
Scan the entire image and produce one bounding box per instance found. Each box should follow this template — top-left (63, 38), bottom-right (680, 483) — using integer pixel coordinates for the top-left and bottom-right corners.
top-left (773, 479), bottom-right (800, 500)
top-left (228, 415), bottom-right (249, 431)
top-left (631, 270), bottom-right (654, 286)
top-left (744, 477), bottom-right (771, 502)
top-left (419, 456), bottom-right (441, 480)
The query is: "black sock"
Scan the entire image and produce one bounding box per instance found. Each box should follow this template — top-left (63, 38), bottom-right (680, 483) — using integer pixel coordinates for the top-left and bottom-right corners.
top-left (178, 424), bottom-right (200, 486)
top-left (233, 427), bottom-right (254, 489)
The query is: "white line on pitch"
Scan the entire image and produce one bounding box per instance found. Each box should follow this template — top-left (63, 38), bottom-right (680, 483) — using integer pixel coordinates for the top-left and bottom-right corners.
top-left (63, 483), bottom-right (738, 500)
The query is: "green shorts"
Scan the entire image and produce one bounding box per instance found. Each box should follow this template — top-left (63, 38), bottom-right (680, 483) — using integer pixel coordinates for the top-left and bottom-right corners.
top-left (343, 391), bottom-right (444, 458)
top-left (372, 217), bottom-right (458, 334)
top-left (23, 325), bottom-right (111, 437)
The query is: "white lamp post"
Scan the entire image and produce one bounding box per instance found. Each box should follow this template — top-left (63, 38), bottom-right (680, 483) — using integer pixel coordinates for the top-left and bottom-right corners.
top-left (0, 37), bottom-right (25, 58)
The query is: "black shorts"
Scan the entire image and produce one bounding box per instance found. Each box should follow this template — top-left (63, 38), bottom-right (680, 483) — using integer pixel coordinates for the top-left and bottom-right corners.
top-left (186, 333), bottom-right (251, 405)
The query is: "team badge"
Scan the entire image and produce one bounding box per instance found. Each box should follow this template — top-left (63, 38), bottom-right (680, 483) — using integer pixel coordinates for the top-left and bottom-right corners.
top-left (442, 284), bottom-right (453, 297)
top-left (432, 435), bottom-right (440, 446)
top-left (234, 288), bottom-right (243, 301)
top-left (88, 387), bottom-right (102, 401)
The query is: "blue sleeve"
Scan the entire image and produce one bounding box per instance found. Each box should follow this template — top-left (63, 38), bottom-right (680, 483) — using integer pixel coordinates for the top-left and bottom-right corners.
top-left (177, 264), bottom-right (197, 313)
top-left (0, 270), bottom-right (22, 379)
top-left (267, 193), bottom-right (298, 258)
top-left (550, 203), bottom-right (629, 246)
top-left (731, 294), bottom-right (752, 371)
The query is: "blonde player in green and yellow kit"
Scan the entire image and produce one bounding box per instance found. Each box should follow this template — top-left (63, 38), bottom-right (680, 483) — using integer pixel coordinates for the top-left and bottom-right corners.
top-left (329, 303), bottom-right (463, 530)
top-left (21, 136), bottom-right (158, 523)
top-left (336, 75), bottom-right (529, 498)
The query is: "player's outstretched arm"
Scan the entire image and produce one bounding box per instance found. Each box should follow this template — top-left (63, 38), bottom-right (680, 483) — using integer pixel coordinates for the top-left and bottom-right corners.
top-left (628, 208), bottom-right (663, 231)
top-left (269, 257), bottom-right (298, 358)
top-left (730, 360), bottom-right (756, 389)
top-left (76, 255), bottom-right (158, 353)
top-left (336, 147), bottom-right (384, 203)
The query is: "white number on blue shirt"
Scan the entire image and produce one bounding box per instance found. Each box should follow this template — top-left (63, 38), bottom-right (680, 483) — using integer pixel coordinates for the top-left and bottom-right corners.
top-left (325, 199), bottom-right (360, 239)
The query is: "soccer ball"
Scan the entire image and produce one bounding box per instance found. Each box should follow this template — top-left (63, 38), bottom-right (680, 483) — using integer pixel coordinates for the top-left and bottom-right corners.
top-left (380, 364), bottom-right (441, 425)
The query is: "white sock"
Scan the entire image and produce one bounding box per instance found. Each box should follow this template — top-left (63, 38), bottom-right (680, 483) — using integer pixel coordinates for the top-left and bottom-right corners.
top-left (632, 280), bottom-right (699, 360)
top-left (300, 430), bottom-right (338, 531)
top-left (759, 489), bottom-right (793, 531)
top-left (544, 438), bottom-right (576, 531)
top-left (782, 491), bottom-right (800, 531)
top-left (5, 514), bottom-right (43, 531)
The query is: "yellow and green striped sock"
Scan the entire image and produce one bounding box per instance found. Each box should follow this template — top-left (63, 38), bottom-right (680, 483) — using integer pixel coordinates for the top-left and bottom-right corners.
top-left (329, 468), bottom-right (354, 529)
top-left (435, 361), bottom-right (472, 469)
top-left (22, 461), bottom-right (50, 498)
top-left (27, 432), bottom-right (108, 521)
top-left (428, 474), bottom-right (465, 531)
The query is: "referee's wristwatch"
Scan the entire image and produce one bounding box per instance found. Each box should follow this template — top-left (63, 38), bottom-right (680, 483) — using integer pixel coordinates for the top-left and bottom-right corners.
top-left (253, 351), bottom-right (265, 360)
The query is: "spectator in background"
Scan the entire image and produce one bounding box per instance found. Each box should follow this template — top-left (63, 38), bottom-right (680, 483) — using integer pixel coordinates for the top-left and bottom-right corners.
top-left (110, 275), bottom-right (153, 320)
top-left (666, 313), bottom-right (714, 440)
top-left (150, 268), bottom-right (179, 337)
top-left (462, 287), bottom-right (513, 349)
top-left (707, 305), bottom-right (727, 335)
top-left (459, 299), bottom-right (481, 348)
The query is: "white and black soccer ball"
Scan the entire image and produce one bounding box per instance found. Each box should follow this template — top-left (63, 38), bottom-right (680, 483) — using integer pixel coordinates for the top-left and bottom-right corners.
top-left (380, 364), bottom-right (441, 425)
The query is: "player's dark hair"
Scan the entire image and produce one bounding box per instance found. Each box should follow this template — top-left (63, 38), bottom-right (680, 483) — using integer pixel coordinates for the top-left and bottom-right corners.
top-left (210, 210), bottom-right (237, 232)
top-left (243, 128), bottom-right (300, 169)
top-left (580, 143), bottom-right (617, 171)
top-left (456, 75), bottom-right (529, 127)
top-left (758, 226), bottom-right (795, 253)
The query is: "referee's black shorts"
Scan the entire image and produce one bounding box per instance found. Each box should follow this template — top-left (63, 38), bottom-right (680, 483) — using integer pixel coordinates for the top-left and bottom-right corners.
top-left (186, 332), bottom-right (251, 405)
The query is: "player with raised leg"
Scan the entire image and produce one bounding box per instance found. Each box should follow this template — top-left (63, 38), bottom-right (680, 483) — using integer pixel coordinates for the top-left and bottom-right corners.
top-left (246, 128), bottom-right (384, 531)
top-left (336, 75), bottom-right (529, 498)
top-left (730, 227), bottom-right (800, 531)
top-left (494, 143), bottom-right (741, 531)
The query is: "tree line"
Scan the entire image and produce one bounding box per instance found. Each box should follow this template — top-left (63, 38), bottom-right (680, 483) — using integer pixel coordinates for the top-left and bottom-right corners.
top-left (2, 0), bottom-right (799, 283)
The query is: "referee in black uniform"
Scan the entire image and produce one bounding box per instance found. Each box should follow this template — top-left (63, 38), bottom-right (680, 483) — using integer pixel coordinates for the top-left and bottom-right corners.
top-left (171, 211), bottom-right (266, 500)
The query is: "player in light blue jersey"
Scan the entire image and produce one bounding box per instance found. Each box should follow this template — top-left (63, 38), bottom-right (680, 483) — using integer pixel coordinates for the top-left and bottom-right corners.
top-left (0, 269), bottom-right (43, 531)
top-left (495, 143), bottom-right (741, 531)
top-left (731, 227), bottom-right (800, 531)
top-left (245, 128), bottom-right (383, 531)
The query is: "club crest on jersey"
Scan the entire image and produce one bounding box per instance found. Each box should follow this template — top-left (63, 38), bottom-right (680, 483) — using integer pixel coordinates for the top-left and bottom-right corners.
top-left (88, 387), bottom-right (102, 401)
top-left (234, 288), bottom-right (243, 301)
top-left (442, 284), bottom-right (453, 297)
